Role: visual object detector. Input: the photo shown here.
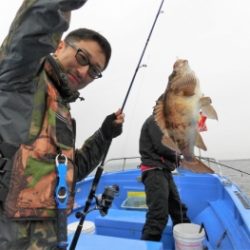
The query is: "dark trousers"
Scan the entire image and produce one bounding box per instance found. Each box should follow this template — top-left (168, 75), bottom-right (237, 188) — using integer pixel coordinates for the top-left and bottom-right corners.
top-left (141, 169), bottom-right (190, 241)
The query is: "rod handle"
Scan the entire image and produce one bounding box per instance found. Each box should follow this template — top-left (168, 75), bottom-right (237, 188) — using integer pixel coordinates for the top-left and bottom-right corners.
top-left (56, 209), bottom-right (68, 249)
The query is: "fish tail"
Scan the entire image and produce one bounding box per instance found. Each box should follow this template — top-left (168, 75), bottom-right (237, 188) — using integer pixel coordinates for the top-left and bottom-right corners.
top-left (180, 157), bottom-right (214, 173)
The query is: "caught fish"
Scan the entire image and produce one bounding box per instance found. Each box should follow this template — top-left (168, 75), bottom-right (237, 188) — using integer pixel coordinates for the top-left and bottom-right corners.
top-left (154, 59), bottom-right (218, 173)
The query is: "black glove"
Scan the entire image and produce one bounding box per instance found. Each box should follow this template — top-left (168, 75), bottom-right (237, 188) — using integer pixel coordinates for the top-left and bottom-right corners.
top-left (100, 113), bottom-right (123, 140)
top-left (59, 0), bottom-right (88, 11)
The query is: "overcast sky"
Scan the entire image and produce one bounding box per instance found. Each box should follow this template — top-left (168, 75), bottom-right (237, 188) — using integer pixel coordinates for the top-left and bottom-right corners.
top-left (1, 0), bottom-right (250, 161)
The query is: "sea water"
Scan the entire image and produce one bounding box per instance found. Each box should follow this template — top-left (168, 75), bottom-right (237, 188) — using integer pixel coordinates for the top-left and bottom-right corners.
top-left (219, 159), bottom-right (250, 197)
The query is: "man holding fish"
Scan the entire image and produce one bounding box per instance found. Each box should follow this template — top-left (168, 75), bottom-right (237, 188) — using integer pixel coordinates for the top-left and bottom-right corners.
top-left (139, 59), bottom-right (218, 242)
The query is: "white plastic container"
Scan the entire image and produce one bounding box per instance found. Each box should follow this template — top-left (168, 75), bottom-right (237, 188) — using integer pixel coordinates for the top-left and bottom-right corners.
top-left (67, 220), bottom-right (95, 235)
top-left (173, 223), bottom-right (205, 250)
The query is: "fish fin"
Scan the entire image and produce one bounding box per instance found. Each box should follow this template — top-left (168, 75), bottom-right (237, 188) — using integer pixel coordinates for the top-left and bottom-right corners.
top-left (154, 100), bottom-right (166, 132)
top-left (201, 104), bottom-right (218, 120)
top-left (181, 158), bottom-right (214, 173)
top-left (200, 96), bottom-right (218, 120)
top-left (200, 96), bottom-right (212, 106)
top-left (195, 132), bottom-right (207, 150)
top-left (162, 135), bottom-right (181, 154)
top-left (154, 101), bottom-right (180, 153)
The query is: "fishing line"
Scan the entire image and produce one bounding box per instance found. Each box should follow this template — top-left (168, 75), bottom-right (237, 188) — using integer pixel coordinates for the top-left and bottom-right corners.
top-left (196, 156), bottom-right (250, 176)
top-left (69, 1), bottom-right (165, 249)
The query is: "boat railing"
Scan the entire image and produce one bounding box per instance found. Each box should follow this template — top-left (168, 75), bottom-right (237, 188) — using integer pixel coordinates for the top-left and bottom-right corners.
top-left (87, 156), bottom-right (250, 199)
top-left (100, 155), bottom-right (245, 175)
top-left (98, 155), bottom-right (250, 177)
top-left (104, 155), bottom-right (222, 173)
top-left (105, 156), bottom-right (141, 171)
top-left (88, 156), bottom-right (141, 176)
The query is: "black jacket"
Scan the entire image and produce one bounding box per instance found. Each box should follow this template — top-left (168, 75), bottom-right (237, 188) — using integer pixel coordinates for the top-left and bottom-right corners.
top-left (139, 115), bottom-right (179, 171)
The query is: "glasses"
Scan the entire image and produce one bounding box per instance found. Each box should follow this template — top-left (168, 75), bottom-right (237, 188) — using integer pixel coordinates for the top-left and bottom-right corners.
top-left (66, 41), bottom-right (102, 79)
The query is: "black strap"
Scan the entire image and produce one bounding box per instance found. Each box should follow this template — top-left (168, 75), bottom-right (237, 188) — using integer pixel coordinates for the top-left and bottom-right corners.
top-left (0, 142), bottom-right (18, 201)
top-left (71, 118), bottom-right (76, 145)
top-left (0, 142), bottom-right (18, 174)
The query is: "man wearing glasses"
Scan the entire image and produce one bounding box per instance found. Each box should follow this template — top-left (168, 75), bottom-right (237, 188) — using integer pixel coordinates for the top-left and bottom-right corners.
top-left (0, 0), bottom-right (124, 249)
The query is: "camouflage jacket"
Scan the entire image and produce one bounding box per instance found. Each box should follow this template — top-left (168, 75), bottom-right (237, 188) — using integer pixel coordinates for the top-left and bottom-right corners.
top-left (4, 75), bottom-right (76, 218)
top-left (0, 0), bottom-right (110, 217)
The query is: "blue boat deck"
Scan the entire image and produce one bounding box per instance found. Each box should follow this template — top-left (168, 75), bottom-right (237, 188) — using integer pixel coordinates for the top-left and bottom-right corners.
top-left (68, 168), bottom-right (250, 250)
top-left (68, 233), bottom-right (163, 250)
top-left (95, 208), bottom-right (173, 249)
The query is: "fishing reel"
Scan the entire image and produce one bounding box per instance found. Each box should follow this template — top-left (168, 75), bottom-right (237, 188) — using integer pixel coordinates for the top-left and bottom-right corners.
top-left (95, 184), bottom-right (119, 216)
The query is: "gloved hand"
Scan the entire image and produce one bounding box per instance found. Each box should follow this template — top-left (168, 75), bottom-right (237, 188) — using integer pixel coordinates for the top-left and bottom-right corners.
top-left (100, 113), bottom-right (123, 140)
top-left (164, 153), bottom-right (182, 167)
top-left (59, 0), bottom-right (88, 11)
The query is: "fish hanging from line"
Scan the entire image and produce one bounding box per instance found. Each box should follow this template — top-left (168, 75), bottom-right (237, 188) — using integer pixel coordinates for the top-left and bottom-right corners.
top-left (154, 59), bottom-right (218, 173)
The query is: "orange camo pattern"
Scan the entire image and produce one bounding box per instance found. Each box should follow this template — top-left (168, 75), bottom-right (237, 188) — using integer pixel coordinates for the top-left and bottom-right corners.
top-left (4, 81), bottom-right (75, 218)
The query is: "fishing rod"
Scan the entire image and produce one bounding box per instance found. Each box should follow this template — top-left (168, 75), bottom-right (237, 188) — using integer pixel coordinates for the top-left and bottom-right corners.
top-left (69, 0), bottom-right (165, 249)
top-left (121, 0), bottom-right (164, 111)
top-left (197, 156), bottom-right (250, 176)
